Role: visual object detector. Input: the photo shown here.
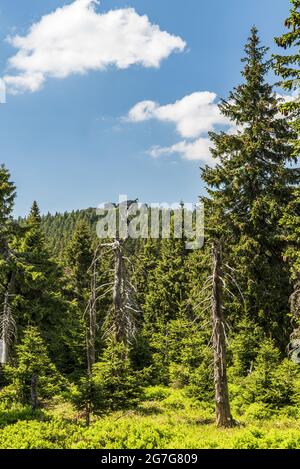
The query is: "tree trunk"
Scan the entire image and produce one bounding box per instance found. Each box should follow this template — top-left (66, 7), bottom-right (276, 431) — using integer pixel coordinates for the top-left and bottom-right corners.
top-left (86, 252), bottom-right (97, 375)
top-left (31, 374), bottom-right (38, 411)
top-left (113, 240), bottom-right (125, 343)
top-left (85, 405), bottom-right (91, 427)
top-left (212, 240), bottom-right (233, 428)
top-left (1, 272), bottom-right (15, 365)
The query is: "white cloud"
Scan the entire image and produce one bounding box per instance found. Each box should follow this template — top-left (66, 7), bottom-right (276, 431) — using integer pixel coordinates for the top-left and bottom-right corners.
top-left (149, 138), bottom-right (214, 164)
top-left (128, 91), bottom-right (229, 138)
top-left (129, 91), bottom-right (297, 164)
top-left (3, 0), bottom-right (186, 94)
top-left (128, 91), bottom-right (233, 163)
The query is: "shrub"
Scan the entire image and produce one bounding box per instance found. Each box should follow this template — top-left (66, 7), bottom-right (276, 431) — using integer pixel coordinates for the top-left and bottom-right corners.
top-left (242, 339), bottom-right (300, 407)
top-left (143, 386), bottom-right (171, 401)
top-left (243, 402), bottom-right (274, 420)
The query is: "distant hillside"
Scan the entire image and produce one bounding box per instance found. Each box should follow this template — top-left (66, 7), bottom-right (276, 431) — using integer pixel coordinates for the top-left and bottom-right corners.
top-left (41, 208), bottom-right (98, 257)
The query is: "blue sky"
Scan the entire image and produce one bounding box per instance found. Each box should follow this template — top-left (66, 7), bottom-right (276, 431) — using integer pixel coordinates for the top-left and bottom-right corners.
top-left (0, 0), bottom-right (291, 216)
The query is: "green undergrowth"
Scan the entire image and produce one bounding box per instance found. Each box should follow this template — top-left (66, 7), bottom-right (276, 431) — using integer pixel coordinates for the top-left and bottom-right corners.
top-left (1, 387), bottom-right (300, 449)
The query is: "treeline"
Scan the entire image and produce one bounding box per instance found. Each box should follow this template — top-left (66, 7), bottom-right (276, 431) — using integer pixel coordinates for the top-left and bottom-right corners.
top-left (39, 208), bottom-right (98, 256)
top-left (0, 3), bottom-right (299, 427)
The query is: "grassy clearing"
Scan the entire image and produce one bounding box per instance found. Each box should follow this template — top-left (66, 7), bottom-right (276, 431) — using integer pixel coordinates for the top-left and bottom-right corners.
top-left (0, 387), bottom-right (300, 449)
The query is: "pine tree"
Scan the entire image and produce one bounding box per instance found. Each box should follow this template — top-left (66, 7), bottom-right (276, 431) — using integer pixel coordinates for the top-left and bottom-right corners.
top-left (65, 220), bottom-right (93, 295)
top-left (0, 165), bottom-right (17, 365)
top-left (274, 1), bottom-right (300, 281)
top-left (133, 238), bottom-right (160, 310)
top-left (12, 202), bottom-right (68, 365)
top-left (274, 0), bottom-right (299, 131)
top-left (143, 236), bottom-right (188, 383)
top-left (201, 27), bottom-right (298, 346)
top-left (7, 326), bottom-right (63, 410)
top-left (144, 237), bottom-right (188, 331)
top-left (0, 165), bottom-right (16, 251)
top-left (274, 0), bottom-right (300, 339)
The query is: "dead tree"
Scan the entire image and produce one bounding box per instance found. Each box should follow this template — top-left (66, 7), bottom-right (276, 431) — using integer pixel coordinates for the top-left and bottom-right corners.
top-left (212, 240), bottom-right (233, 428)
top-left (86, 247), bottom-right (99, 375)
top-left (1, 274), bottom-right (16, 364)
top-left (113, 239), bottom-right (125, 342)
top-left (111, 239), bottom-right (139, 344)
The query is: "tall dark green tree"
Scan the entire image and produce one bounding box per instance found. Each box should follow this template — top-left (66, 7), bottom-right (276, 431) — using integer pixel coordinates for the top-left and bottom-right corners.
top-left (0, 165), bottom-right (16, 252)
top-left (7, 326), bottom-right (64, 410)
top-left (65, 220), bottom-right (94, 295)
top-left (0, 165), bottom-right (16, 365)
top-left (274, 0), bottom-right (300, 338)
top-left (143, 236), bottom-right (188, 383)
top-left (64, 221), bottom-right (94, 373)
top-left (202, 27), bottom-right (298, 346)
top-left (274, 0), bottom-right (300, 281)
top-left (144, 237), bottom-right (188, 332)
top-left (11, 202), bottom-right (68, 366)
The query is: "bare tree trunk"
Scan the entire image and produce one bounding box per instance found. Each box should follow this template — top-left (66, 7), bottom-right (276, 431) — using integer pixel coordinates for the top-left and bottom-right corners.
top-left (113, 240), bottom-right (125, 343)
top-left (86, 252), bottom-right (98, 375)
top-left (31, 374), bottom-right (38, 411)
top-left (1, 272), bottom-right (15, 365)
top-left (212, 240), bottom-right (233, 428)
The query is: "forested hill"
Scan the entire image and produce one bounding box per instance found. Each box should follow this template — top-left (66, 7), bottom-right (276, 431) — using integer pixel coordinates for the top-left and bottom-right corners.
top-left (40, 208), bottom-right (98, 257)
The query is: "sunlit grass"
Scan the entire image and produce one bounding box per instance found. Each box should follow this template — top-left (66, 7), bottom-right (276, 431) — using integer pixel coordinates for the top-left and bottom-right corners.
top-left (0, 387), bottom-right (300, 449)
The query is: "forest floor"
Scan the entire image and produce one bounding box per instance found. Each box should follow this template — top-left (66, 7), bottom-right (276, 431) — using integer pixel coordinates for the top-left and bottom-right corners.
top-left (1, 387), bottom-right (300, 449)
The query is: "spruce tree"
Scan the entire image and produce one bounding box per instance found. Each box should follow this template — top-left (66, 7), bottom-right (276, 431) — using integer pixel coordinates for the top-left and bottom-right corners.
top-left (0, 165), bottom-right (16, 251)
top-left (143, 236), bottom-right (188, 383)
top-left (64, 221), bottom-right (94, 373)
top-left (0, 166), bottom-right (17, 364)
top-left (7, 326), bottom-right (63, 410)
top-left (201, 27), bottom-right (298, 346)
top-left (65, 220), bottom-right (93, 296)
top-left (12, 202), bottom-right (68, 365)
top-left (274, 1), bottom-right (300, 281)
top-left (144, 237), bottom-right (188, 331)
top-left (274, 0), bottom-right (300, 338)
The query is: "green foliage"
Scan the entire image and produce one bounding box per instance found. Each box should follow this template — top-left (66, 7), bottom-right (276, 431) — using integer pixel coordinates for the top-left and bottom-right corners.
top-left (91, 341), bottom-right (143, 413)
top-left (238, 339), bottom-right (300, 407)
top-left (40, 208), bottom-right (98, 258)
top-left (143, 237), bottom-right (188, 332)
top-left (228, 318), bottom-right (264, 376)
top-left (274, 1), bottom-right (300, 281)
top-left (0, 3), bottom-right (299, 448)
top-left (202, 28), bottom-right (297, 346)
top-left (274, 0), bottom-right (300, 95)
top-left (147, 319), bottom-right (212, 390)
top-left (1, 389), bottom-right (300, 449)
top-left (65, 220), bottom-right (93, 293)
top-left (4, 326), bottom-right (64, 406)
top-left (0, 164), bottom-right (16, 245)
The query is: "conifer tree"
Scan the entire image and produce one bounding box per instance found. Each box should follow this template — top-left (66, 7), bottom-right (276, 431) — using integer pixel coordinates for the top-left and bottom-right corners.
top-left (7, 326), bottom-right (63, 410)
top-left (64, 221), bottom-right (95, 373)
top-left (66, 220), bottom-right (94, 296)
top-left (133, 238), bottom-right (160, 310)
top-left (12, 202), bottom-right (68, 364)
top-left (144, 237), bottom-right (188, 332)
top-left (0, 165), bottom-right (16, 252)
top-left (274, 0), bottom-right (300, 336)
top-left (0, 165), bottom-right (16, 365)
top-left (274, 0), bottom-right (300, 279)
top-left (143, 236), bottom-right (188, 383)
top-left (202, 27), bottom-right (298, 345)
